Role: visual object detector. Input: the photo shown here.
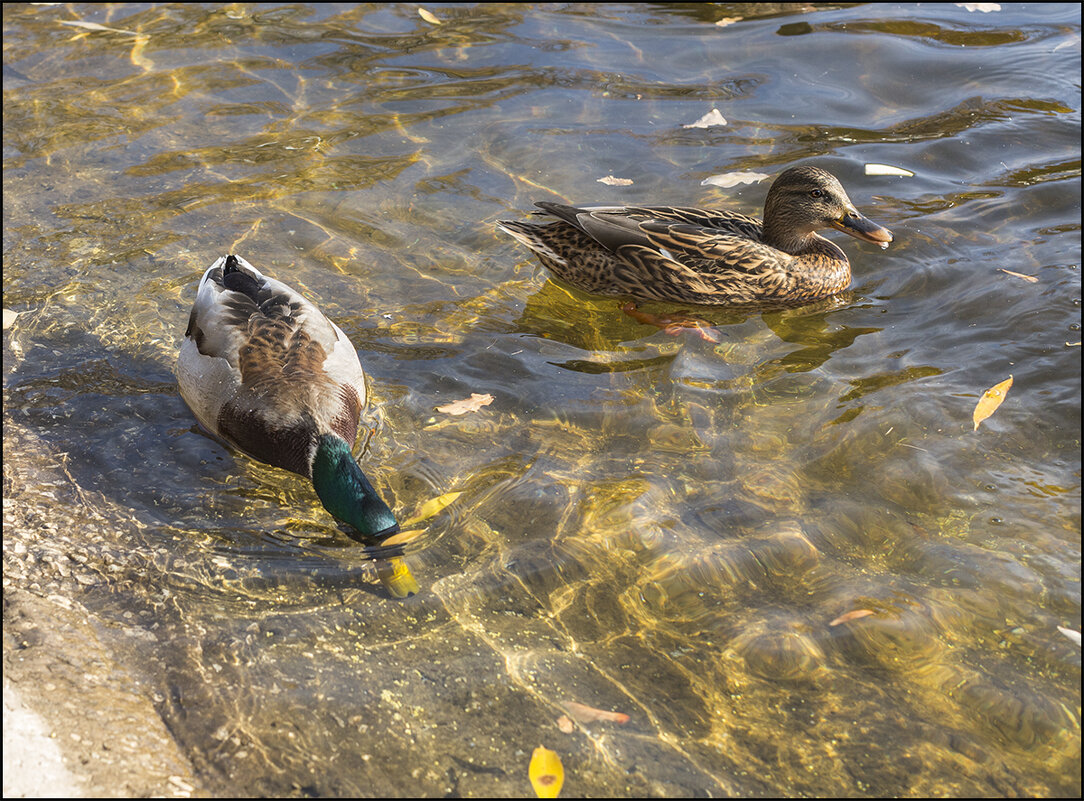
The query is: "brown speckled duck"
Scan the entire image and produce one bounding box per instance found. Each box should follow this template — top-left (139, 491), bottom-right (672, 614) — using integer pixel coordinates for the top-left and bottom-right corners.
top-left (497, 166), bottom-right (892, 306)
top-left (176, 255), bottom-right (398, 544)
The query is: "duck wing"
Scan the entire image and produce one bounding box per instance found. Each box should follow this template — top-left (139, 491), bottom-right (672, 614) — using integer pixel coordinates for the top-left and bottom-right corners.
top-left (535, 203), bottom-right (790, 303)
top-left (177, 255), bottom-right (365, 473)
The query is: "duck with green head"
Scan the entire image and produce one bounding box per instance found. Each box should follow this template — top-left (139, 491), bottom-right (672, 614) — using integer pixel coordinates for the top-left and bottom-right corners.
top-left (176, 254), bottom-right (398, 543)
top-left (497, 165), bottom-right (893, 306)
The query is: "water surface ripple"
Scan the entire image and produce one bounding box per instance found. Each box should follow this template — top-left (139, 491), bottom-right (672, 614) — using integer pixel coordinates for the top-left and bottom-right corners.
top-left (3, 3), bottom-right (1080, 797)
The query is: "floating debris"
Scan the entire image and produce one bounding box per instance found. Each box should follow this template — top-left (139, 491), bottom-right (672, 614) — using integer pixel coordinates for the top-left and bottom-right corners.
top-left (436, 393), bottom-right (494, 415)
top-left (972, 375), bottom-right (1013, 431)
top-left (700, 171), bottom-right (769, 188)
top-left (562, 700), bottom-right (630, 725)
top-left (597, 175), bottom-right (634, 186)
top-left (830, 609), bottom-right (875, 626)
top-left (59, 19), bottom-right (139, 35)
top-left (684, 109), bottom-right (728, 129)
top-left (417, 8), bottom-right (442, 25)
top-left (864, 164), bottom-right (914, 177)
top-left (999, 269), bottom-right (1038, 283)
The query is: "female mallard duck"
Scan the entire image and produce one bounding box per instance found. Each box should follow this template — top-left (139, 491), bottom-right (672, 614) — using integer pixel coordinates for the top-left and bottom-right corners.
top-left (176, 254), bottom-right (398, 543)
top-left (497, 166), bottom-right (892, 305)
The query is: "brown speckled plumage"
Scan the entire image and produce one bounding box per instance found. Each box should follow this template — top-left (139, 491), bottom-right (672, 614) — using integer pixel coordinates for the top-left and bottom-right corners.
top-left (498, 166), bottom-right (892, 306)
top-left (178, 255), bottom-right (366, 478)
top-left (176, 254), bottom-right (398, 543)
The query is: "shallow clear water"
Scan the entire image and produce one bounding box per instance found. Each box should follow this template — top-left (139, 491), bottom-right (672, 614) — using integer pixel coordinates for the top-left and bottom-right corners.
top-left (3, 2), bottom-right (1080, 796)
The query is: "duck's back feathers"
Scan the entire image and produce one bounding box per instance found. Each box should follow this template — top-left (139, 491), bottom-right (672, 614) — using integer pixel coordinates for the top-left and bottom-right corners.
top-left (499, 203), bottom-right (820, 304)
top-left (498, 167), bottom-right (892, 306)
top-left (177, 255), bottom-right (365, 477)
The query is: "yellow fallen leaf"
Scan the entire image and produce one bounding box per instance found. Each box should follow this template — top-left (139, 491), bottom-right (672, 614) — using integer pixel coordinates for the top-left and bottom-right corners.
top-left (999, 269), bottom-right (1038, 283)
top-left (417, 8), bottom-right (441, 25)
top-left (529, 746), bottom-right (563, 798)
top-left (376, 557), bottom-right (419, 598)
top-left (436, 393), bottom-right (493, 415)
top-left (402, 491), bottom-right (462, 526)
top-left (562, 700), bottom-right (630, 725)
top-left (829, 609), bottom-right (875, 626)
top-left (972, 375), bottom-right (1013, 431)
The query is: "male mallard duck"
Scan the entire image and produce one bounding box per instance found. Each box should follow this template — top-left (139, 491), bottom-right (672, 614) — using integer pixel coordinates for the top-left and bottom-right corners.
top-left (176, 254), bottom-right (398, 543)
top-left (497, 166), bottom-right (892, 305)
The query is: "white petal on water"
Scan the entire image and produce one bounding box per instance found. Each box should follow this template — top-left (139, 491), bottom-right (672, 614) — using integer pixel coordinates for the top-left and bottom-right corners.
top-left (597, 175), bottom-right (634, 186)
top-left (956, 3), bottom-right (1001, 11)
top-left (700, 171), bottom-right (769, 188)
top-left (684, 109), bottom-right (728, 129)
top-left (58, 19), bottom-right (140, 35)
top-left (865, 164), bottom-right (915, 177)
top-left (3, 309), bottom-right (21, 329)
top-left (1057, 626), bottom-right (1081, 647)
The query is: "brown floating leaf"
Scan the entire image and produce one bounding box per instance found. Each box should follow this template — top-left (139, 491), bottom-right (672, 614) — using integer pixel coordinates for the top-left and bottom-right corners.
top-left (528, 746), bottom-right (564, 798)
top-left (972, 375), bottom-right (1013, 431)
top-left (562, 700), bottom-right (630, 725)
top-left (999, 269), bottom-right (1038, 283)
top-left (829, 609), bottom-right (875, 626)
top-left (436, 393), bottom-right (493, 415)
top-left (556, 715), bottom-right (575, 734)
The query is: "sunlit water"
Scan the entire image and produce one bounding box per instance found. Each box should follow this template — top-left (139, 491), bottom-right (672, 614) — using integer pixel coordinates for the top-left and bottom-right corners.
top-left (3, 3), bottom-right (1080, 796)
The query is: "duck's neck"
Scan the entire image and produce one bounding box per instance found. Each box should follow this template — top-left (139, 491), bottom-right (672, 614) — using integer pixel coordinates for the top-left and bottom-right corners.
top-left (760, 214), bottom-right (809, 254)
top-left (762, 219), bottom-right (847, 262)
top-left (311, 434), bottom-right (398, 543)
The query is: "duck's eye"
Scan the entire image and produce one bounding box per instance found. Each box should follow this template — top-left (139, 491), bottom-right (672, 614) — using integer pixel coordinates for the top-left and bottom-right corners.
top-left (810, 189), bottom-right (825, 198)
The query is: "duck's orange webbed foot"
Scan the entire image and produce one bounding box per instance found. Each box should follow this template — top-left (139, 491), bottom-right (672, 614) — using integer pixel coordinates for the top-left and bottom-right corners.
top-left (619, 302), bottom-right (720, 343)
